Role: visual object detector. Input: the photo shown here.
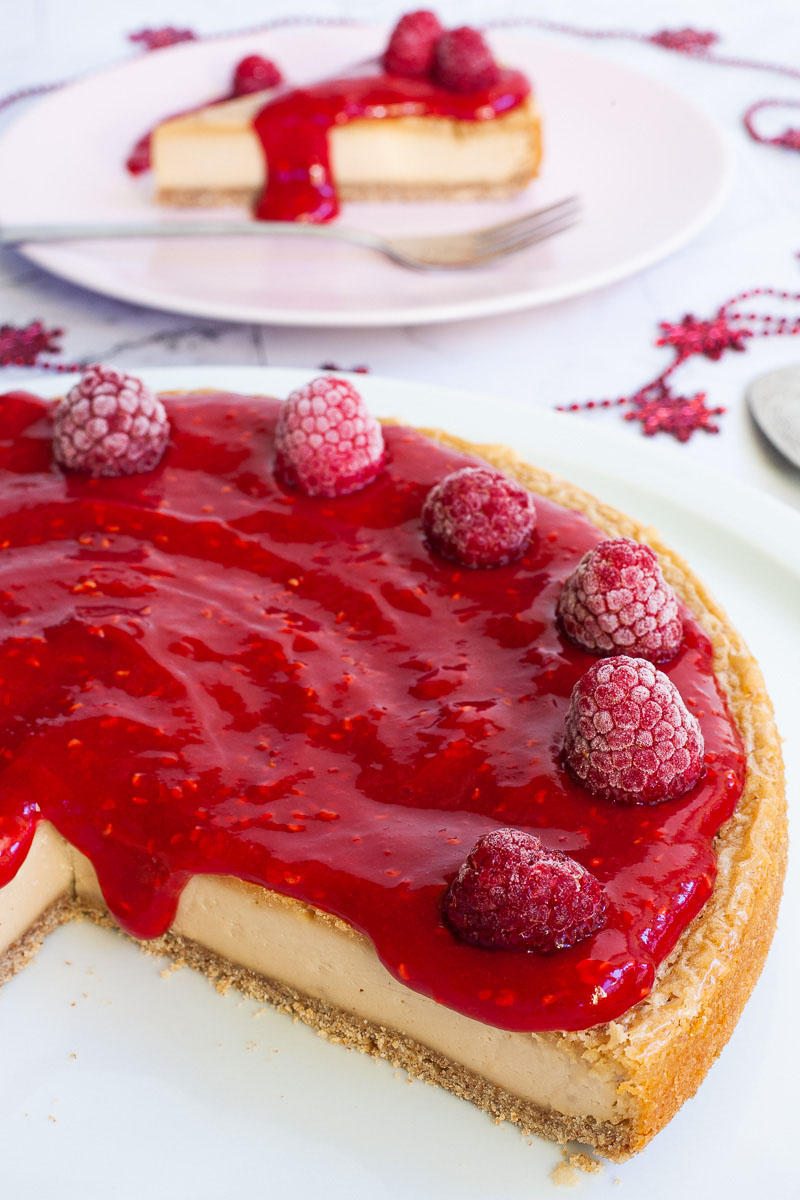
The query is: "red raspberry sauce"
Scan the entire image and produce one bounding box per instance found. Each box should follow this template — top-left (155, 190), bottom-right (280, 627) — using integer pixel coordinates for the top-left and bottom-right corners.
top-left (253, 70), bottom-right (530, 222)
top-left (0, 391), bottom-right (745, 1032)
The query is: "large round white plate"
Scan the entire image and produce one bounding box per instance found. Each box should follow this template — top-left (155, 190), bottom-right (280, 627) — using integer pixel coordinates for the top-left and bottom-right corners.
top-left (0, 367), bottom-right (796, 1197)
top-left (0, 25), bottom-right (730, 327)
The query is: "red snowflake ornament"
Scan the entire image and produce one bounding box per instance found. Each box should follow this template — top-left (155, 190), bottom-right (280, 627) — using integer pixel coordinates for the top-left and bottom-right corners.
top-left (0, 321), bottom-right (63, 367)
top-left (626, 388), bottom-right (725, 441)
top-left (129, 28), bottom-right (196, 52)
top-left (656, 313), bottom-right (751, 361)
top-left (650, 28), bottom-right (718, 55)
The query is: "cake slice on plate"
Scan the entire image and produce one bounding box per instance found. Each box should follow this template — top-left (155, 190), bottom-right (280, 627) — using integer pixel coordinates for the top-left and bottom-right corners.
top-left (151, 86), bottom-right (541, 214)
top-left (147, 14), bottom-right (543, 222)
top-left (0, 368), bottom-right (786, 1160)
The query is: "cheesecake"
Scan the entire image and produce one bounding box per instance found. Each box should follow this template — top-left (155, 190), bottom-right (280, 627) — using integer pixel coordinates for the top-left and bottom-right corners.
top-left (0, 377), bottom-right (786, 1159)
top-left (151, 86), bottom-right (542, 220)
top-left (144, 15), bottom-right (542, 222)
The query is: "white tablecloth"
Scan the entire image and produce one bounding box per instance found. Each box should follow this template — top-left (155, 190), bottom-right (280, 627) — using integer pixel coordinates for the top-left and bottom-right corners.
top-left (2, 0), bottom-right (799, 511)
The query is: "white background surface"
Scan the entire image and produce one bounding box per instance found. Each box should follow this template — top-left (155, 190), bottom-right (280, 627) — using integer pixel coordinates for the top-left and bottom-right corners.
top-left (0, 0), bottom-right (799, 1191)
top-left (0, 365), bottom-right (798, 1199)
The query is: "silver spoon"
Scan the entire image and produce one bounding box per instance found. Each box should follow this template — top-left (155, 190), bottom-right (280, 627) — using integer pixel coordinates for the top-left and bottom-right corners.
top-left (747, 365), bottom-right (800, 471)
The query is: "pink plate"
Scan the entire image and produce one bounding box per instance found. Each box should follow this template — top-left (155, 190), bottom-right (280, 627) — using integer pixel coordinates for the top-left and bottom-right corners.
top-left (0, 24), bottom-right (730, 327)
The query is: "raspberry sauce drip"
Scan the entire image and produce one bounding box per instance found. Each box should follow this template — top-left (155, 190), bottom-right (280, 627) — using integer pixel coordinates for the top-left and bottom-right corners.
top-left (253, 70), bottom-right (530, 222)
top-left (0, 391), bottom-right (745, 1032)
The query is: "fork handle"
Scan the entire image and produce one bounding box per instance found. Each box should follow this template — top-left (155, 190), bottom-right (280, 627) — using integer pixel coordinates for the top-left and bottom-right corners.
top-left (0, 219), bottom-right (383, 250)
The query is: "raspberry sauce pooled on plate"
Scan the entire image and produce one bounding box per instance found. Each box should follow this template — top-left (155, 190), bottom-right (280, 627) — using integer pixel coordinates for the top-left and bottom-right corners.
top-left (0, 385), bottom-right (745, 1032)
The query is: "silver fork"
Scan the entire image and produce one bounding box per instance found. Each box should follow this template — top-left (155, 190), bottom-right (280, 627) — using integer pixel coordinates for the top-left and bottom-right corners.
top-left (0, 196), bottom-right (580, 271)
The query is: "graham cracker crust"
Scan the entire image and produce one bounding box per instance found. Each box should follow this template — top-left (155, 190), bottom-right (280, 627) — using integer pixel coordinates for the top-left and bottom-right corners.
top-left (156, 173), bottom-right (538, 209)
top-left (0, 894), bottom-right (73, 987)
top-left (75, 900), bottom-right (633, 1157)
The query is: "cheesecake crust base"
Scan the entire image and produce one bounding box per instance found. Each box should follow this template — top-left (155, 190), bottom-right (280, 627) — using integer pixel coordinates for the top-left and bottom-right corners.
top-left (0, 894), bottom-right (73, 987)
top-left (75, 899), bottom-right (635, 1158)
top-left (156, 173), bottom-right (538, 209)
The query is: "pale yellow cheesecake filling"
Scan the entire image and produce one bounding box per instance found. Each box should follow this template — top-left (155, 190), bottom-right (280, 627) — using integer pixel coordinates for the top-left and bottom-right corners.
top-left (2, 823), bottom-right (627, 1127)
top-left (151, 94), bottom-right (541, 200)
top-left (0, 823), bottom-right (72, 953)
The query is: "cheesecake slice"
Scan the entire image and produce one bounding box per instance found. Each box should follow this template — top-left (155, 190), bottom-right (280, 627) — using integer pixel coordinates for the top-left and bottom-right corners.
top-left (143, 15), bottom-right (543, 222)
top-left (153, 90), bottom-right (541, 207)
top-left (0, 386), bottom-right (786, 1161)
top-left (151, 76), bottom-right (542, 221)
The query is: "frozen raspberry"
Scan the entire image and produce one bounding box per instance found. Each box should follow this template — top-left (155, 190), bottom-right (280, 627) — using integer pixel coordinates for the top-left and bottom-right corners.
top-left (53, 365), bottom-right (169, 477)
top-left (274, 377), bottom-right (385, 498)
top-left (564, 656), bottom-right (704, 806)
top-left (443, 828), bottom-right (606, 952)
top-left (558, 538), bottom-right (682, 662)
top-left (433, 26), bottom-right (500, 92)
top-left (232, 54), bottom-right (283, 96)
top-left (422, 467), bottom-right (536, 569)
top-left (383, 10), bottom-right (444, 78)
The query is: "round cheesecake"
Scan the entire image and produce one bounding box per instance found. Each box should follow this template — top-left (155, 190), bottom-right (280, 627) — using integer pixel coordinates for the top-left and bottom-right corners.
top-left (0, 387), bottom-right (786, 1159)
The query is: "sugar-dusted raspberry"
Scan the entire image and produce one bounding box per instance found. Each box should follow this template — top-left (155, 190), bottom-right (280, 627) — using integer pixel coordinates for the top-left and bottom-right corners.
top-left (422, 466), bottom-right (536, 568)
top-left (558, 538), bottom-right (683, 662)
top-left (52, 365), bottom-right (169, 477)
top-left (383, 10), bottom-right (443, 78)
top-left (232, 54), bottom-right (283, 96)
top-left (564, 656), bottom-right (704, 805)
top-left (443, 828), bottom-right (606, 952)
top-left (433, 26), bottom-right (500, 92)
top-left (274, 377), bottom-right (385, 498)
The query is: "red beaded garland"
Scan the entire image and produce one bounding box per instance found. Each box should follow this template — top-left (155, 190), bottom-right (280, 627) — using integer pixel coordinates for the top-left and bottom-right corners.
top-left (558, 288), bottom-right (800, 441)
top-left (743, 99), bottom-right (800, 152)
top-left (0, 81), bottom-right (62, 115)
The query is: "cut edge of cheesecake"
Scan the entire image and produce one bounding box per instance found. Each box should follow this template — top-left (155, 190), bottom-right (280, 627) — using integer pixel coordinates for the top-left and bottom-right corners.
top-left (151, 92), bottom-right (543, 208)
top-left (0, 420), bottom-right (786, 1162)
